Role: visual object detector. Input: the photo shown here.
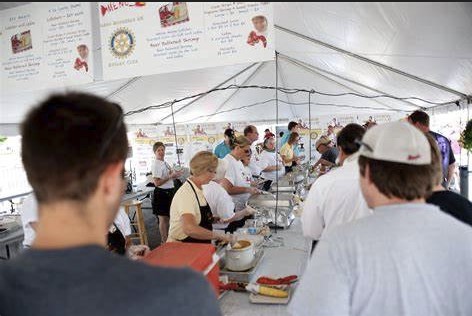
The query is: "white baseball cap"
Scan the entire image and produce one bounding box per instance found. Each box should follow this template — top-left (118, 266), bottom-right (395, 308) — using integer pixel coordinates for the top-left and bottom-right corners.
top-left (358, 121), bottom-right (431, 165)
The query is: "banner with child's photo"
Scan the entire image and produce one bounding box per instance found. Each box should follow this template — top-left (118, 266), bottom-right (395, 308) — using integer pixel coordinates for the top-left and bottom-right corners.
top-left (99, 2), bottom-right (274, 80)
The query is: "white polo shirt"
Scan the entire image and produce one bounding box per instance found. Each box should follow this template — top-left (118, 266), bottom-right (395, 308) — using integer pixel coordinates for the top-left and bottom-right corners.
top-left (259, 150), bottom-right (285, 181)
top-left (301, 152), bottom-right (372, 240)
top-left (223, 154), bottom-right (251, 212)
top-left (151, 159), bottom-right (174, 189)
top-left (202, 181), bottom-right (235, 230)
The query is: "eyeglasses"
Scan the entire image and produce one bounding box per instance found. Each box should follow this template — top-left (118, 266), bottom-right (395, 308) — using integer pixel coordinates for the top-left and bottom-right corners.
top-left (97, 110), bottom-right (124, 160)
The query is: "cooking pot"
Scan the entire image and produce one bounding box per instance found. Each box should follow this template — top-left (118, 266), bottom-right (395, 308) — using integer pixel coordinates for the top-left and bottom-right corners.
top-left (225, 240), bottom-right (255, 271)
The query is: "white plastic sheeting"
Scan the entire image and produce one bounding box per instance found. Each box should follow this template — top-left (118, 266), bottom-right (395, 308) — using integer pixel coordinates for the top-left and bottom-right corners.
top-left (1, 2), bottom-right (471, 126)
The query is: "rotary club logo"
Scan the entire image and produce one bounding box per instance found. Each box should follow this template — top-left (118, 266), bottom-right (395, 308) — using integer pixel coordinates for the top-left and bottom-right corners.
top-left (109, 28), bottom-right (135, 59)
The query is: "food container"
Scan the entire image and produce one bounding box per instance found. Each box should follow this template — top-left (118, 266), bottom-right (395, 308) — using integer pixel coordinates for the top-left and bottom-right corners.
top-left (225, 240), bottom-right (255, 272)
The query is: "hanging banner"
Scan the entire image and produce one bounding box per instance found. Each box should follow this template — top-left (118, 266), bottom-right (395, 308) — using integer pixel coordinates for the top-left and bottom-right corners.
top-left (0, 3), bottom-right (94, 94)
top-left (99, 2), bottom-right (274, 80)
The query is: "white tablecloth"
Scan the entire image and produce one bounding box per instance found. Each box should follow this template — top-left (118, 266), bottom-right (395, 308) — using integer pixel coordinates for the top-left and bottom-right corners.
top-left (219, 218), bottom-right (310, 316)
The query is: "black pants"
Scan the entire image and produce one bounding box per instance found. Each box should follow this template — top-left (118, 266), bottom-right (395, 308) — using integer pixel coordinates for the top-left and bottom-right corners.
top-left (152, 187), bottom-right (175, 217)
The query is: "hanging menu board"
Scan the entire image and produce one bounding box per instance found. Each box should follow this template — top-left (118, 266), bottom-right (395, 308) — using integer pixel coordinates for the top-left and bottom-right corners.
top-left (99, 2), bottom-right (274, 80)
top-left (0, 3), bottom-right (94, 94)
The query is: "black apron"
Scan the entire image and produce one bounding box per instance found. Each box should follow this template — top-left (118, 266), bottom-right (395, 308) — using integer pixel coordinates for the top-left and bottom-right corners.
top-left (107, 223), bottom-right (126, 255)
top-left (180, 181), bottom-right (214, 244)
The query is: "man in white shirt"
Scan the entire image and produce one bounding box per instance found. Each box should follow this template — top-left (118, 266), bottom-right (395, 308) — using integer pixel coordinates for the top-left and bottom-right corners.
top-left (302, 124), bottom-right (371, 253)
top-left (243, 125), bottom-right (263, 177)
top-left (290, 121), bottom-right (472, 316)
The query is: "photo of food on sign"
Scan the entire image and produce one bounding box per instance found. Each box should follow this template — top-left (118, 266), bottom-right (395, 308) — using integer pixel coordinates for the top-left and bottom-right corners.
top-left (73, 44), bottom-right (89, 72)
top-left (11, 30), bottom-right (33, 54)
top-left (193, 124), bottom-right (207, 136)
top-left (247, 15), bottom-right (268, 48)
top-left (159, 2), bottom-right (190, 28)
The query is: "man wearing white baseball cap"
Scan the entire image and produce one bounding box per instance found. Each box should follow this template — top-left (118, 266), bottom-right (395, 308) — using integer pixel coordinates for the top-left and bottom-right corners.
top-left (289, 121), bottom-right (472, 316)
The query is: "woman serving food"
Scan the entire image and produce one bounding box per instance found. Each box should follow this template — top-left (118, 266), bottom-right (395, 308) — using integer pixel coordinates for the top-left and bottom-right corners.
top-left (168, 151), bottom-right (232, 244)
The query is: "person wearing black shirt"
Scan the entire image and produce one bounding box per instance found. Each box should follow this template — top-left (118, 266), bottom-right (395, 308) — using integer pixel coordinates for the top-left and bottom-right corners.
top-left (425, 133), bottom-right (472, 227)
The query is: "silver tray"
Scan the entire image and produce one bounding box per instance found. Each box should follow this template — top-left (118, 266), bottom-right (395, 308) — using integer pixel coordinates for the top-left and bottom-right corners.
top-left (220, 249), bottom-right (265, 283)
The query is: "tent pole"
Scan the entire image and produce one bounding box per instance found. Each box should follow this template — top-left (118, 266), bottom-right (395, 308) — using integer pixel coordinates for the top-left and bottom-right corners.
top-left (170, 102), bottom-right (181, 166)
top-left (105, 77), bottom-right (141, 99)
top-left (308, 92), bottom-right (312, 162)
top-left (159, 63), bottom-right (260, 123)
top-left (275, 51), bottom-right (279, 235)
top-left (275, 25), bottom-right (468, 99)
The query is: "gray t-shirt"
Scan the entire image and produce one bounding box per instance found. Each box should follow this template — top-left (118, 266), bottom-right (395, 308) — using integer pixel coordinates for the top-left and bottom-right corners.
top-left (289, 203), bottom-right (472, 316)
top-left (0, 245), bottom-right (221, 316)
top-left (321, 147), bottom-right (338, 164)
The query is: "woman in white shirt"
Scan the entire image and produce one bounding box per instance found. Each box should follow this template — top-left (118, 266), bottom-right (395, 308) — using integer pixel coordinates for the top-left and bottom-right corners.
top-left (203, 159), bottom-right (256, 233)
top-left (259, 136), bottom-right (285, 182)
top-left (168, 151), bottom-right (232, 244)
top-left (151, 142), bottom-right (182, 244)
top-left (221, 136), bottom-right (261, 212)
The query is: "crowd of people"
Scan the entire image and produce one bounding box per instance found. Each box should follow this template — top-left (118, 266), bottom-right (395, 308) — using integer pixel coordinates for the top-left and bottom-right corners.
top-left (1, 92), bottom-right (471, 316)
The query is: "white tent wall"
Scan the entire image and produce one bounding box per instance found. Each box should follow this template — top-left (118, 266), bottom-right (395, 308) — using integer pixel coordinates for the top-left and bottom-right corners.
top-left (2, 2), bottom-right (472, 200)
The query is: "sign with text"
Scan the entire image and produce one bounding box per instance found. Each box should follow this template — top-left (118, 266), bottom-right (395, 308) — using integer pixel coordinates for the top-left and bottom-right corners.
top-left (99, 2), bottom-right (274, 80)
top-left (0, 3), bottom-right (94, 94)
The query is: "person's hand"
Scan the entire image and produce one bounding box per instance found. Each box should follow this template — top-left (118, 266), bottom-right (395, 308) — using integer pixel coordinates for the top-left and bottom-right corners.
top-left (247, 187), bottom-right (261, 195)
top-left (243, 206), bottom-right (257, 216)
top-left (128, 245), bottom-right (150, 260)
top-left (214, 231), bottom-right (234, 244)
top-left (213, 215), bottom-right (221, 224)
top-left (171, 171), bottom-right (183, 179)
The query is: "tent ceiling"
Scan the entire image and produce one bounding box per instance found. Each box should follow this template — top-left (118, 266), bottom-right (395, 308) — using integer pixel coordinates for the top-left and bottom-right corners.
top-left (1, 2), bottom-right (471, 126)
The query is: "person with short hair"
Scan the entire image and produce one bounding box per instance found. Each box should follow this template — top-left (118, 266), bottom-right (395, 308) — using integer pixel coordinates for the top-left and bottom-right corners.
top-left (0, 93), bottom-right (221, 316)
top-left (425, 133), bottom-right (472, 226)
top-left (280, 121), bottom-right (300, 147)
top-left (408, 110), bottom-right (456, 188)
top-left (302, 124), bottom-right (371, 253)
top-left (214, 128), bottom-right (234, 159)
top-left (151, 141), bottom-right (182, 244)
top-left (313, 135), bottom-right (339, 169)
top-left (259, 136), bottom-right (285, 181)
top-left (168, 151), bottom-right (232, 244)
top-left (221, 136), bottom-right (261, 212)
top-left (280, 132), bottom-right (301, 173)
top-left (289, 121), bottom-right (472, 316)
top-left (243, 125), bottom-right (264, 177)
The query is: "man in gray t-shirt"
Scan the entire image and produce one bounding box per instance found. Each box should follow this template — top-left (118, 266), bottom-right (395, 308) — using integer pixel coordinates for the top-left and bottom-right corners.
top-left (290, 122), bottom-right (472, 316)
top-left (0, 93), bottom-right (221, 316)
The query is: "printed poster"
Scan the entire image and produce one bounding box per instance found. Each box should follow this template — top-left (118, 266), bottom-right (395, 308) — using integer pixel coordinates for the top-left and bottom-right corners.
top-left (0, 3), bottom-right (94, 94)
top-left (99, 2), bottom-right (274, 80)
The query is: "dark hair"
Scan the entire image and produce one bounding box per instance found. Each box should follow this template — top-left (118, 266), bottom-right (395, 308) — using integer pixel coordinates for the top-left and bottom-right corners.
top-left (21, 93), bottom-right (128, 203)
top-left (244, 125), bottom-right (256, 137)
top-left (288, 121), bottom-right (298, 131)
top-left (288, 132), bottom-right (299, 144)
top-left (153, 142), bottom-right (165, 153)
top-left (264, 129), bottom-right (270, 133)
top-left (224, 128), bottom-right (234, 138)
top-left (409, 110), bottom-right (430, 127)
top-left (358, 156), bottom-right (433, 200)
top-left (279, 131), bottom-right (284, 137)
top-left (337, 124), bottom-right (366, 155)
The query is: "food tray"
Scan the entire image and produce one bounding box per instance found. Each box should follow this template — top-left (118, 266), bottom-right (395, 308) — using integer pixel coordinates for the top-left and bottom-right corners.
top-left (220, 249), bottom-right (265, 283)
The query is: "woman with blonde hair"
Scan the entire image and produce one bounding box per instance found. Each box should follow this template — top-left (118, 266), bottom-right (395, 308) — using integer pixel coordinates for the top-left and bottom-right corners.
top-left (168, 151), bottom-right (232, 244)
